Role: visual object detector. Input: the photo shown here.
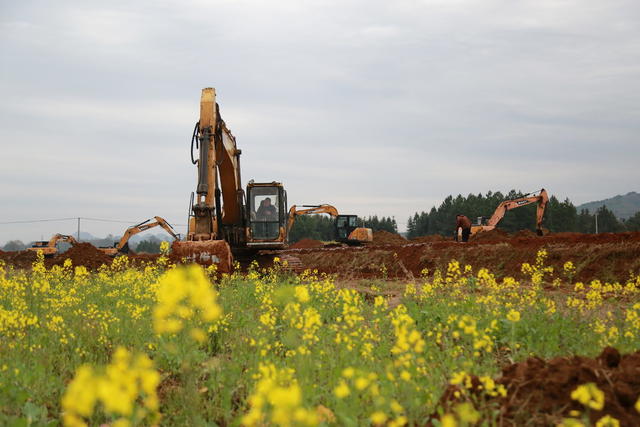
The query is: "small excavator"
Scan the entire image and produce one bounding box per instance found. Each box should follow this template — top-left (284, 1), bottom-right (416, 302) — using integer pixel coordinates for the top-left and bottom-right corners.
top-left (287, 204), bottom-right (373, 245)
top-left (470, 189), bottom-right (549, 237)
top-left (28, 234), bottom-right (79, 257)
top-left (172, 88), bottom-right (293, 272)
top-left (98, 216), bottom-right (179, 256)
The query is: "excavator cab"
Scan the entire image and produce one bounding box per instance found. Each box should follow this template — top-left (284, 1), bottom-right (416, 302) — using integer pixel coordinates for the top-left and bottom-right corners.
top-left (336, 215), bottom-right (359, 241)
top-left (335, 215), bottom-right (373, 245)
top-left (246, 181), bottom-right (287, 247)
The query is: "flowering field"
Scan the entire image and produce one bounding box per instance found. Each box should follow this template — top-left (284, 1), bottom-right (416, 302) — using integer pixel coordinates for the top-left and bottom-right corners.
top-left (1, 249), bottom-right (640, 426)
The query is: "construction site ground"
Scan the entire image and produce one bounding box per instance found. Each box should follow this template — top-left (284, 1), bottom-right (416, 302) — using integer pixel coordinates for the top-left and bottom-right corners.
top-left (434, 346), bottom-right (640, 426)
top-left (1, 230), bottom-right (639, 285)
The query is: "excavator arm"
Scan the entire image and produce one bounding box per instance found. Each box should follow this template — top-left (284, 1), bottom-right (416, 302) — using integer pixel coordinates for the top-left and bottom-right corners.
top-left (28, 233), bottom-right (79, 256)
top-left (286, 204), bottom-right (373, 245)
top-left (49, 234), bottom-right (79, 247)
top-left (103, 216), bottom-right (178, 255)
top-left (473, 189), bottom-right (549, 236)
top-left (287, 204), bottom-right (339, 233)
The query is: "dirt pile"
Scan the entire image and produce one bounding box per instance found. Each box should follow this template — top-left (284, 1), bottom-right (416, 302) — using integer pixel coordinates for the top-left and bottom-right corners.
top-left (410, 235), bottom-right (448, 243)
top-left (46, 243), bottom-right (113, 270)
top-left (435, 347), bottom-right (640, 426)
top-left (512, 229), bottom-right (539, 239)
top-left (471, 228), bottom-right (511, 242)
top-left (372, 231), bottom-right (407, 245)
top-left (294, 231), bottom-right (640, 282)
top-left (0, 250), bottom-right (37, 269)
top-left (290, 239), bottom-right (324, 249)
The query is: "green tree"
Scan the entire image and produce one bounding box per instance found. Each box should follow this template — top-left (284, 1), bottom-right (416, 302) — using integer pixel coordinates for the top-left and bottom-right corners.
top-left (136, 239), bottom-right (162, 254)
top-left (363, 216), bottom-right (397, 233)
top-left (624, 211), bottom-right (640, 231)
top-left (288, 215), bottom-right (335, 243)
top-left (2, 240), bottom-right (26, 251)
top-left (577, 209), bottom-right (595, 233)
top-left (594, 205), bottom-right (625, 233)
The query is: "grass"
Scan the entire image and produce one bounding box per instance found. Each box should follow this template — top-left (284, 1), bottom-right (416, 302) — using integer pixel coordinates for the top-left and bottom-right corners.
top-left (0, 250), bottom-right (639, 426)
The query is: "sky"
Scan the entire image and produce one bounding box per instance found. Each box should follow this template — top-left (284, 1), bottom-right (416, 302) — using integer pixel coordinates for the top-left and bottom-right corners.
top-left (1, 0), bottom-right (639, 243)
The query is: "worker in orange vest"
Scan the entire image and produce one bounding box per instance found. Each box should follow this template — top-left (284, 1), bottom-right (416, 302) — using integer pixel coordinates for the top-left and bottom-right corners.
top-left (455, 214), bottom-right (472, 242)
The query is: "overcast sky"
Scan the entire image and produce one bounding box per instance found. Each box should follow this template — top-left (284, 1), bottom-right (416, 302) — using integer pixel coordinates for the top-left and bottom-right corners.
top-left (1, 0), bottom-right (639, 243)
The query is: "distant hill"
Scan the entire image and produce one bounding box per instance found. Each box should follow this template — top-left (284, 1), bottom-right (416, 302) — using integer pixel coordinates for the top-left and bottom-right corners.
top-left (577, 191), bottom-right (640, 220)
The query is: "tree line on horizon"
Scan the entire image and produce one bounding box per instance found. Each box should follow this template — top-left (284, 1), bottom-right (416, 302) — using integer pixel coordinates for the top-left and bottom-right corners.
top-left (407, 190), bottom-right (640, 239)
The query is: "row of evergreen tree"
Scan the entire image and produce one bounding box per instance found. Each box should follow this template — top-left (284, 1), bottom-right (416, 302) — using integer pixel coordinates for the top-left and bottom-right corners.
top-left (407, 190), bottom-right (640, 238)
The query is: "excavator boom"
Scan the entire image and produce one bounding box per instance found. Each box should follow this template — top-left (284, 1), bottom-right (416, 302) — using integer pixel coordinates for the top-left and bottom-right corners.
top-left (172, 88), bottom-right (249, 272)
top-left (99, 216), bottom-right (179, 256)
top-left (27, 234), bottom-right (79, 256)
top-left (287, 204), bottom-right (340, 234)
top-left (287, 204), bottom-right (373, 244)
top-left (470, 189), bottom-right (549, 237)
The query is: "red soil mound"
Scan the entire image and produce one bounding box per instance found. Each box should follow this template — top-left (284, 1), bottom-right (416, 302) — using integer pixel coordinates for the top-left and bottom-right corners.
top-left (410, 235), bottom-right (448, 243)
top-left (512, 229), bottom-right (539, 239)
top-left (295, 231), bottom-right (640, 282)
top-left (471, 228), bottom-right (511, 242)
top-left (435, 347), bottom-right (640, 426)
top-left (290, 239), bottom-right (324, 249)
top-left (372, 231), bottom-right (407, 245)
top-left (46, 243), bottom-right (113, 270)
top-left (0, 250), bottom-right (37, 269)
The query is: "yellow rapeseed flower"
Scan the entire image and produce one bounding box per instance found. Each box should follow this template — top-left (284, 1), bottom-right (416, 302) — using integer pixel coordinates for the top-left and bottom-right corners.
top-left (441, 413), bottom-right (457, 427)
top-left (294, 285), bottom-right (310, 303)
top-left (153, 265), bottom-right (222, 336)
top-left (370, 411), bottom-right (388, 425)
top-left (334, 381), bottom-right (350, 398)
top-left (571, 383), bottom-right (605, 411)
top-left (506, 309), bottom-right (521, 322)
top-left (595, 415), bottom-right (620, 427)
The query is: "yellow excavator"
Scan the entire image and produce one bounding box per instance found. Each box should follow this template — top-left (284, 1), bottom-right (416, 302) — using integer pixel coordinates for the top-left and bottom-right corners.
top-left (172, 88), bottom-right (292, 272)
top-left (470, 189), bottom-right (549, 237)
top-left (287, 204), bottom-right (373, 245)
top-left (99, 216), bottom-right (179, 256)
top-left (28, 234), bottom-right (79, 257)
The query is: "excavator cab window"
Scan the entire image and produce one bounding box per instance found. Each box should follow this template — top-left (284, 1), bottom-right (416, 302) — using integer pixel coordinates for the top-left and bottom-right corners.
top-left (336, 215), bottom-right (358, 240)
top-left (248, 185), bottom-right (285, 240)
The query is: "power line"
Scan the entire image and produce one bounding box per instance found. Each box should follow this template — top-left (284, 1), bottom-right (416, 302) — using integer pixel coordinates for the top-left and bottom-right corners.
top-left (0, 217), bottom-right (77, 225)
top-left (0, 217), bottom-right (187, 227)
top-left (81, 217), bottom-right (149, 224)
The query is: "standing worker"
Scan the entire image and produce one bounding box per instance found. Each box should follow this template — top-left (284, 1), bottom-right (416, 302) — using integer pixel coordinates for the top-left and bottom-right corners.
top-left (455, 214), bottom-right (472, 242)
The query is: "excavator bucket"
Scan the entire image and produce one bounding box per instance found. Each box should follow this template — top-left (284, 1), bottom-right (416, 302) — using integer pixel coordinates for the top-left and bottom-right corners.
top-left (171, 240), bottom-right (234, 274)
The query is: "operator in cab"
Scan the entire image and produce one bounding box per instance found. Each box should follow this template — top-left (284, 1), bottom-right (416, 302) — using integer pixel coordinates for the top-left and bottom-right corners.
top-left (257, 197), bottom-right (277, 220)
top-left (455, 214), bottom-right (472, 242)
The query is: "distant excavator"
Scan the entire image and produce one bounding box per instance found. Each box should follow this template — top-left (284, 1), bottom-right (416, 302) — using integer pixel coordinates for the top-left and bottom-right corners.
top-left (98, 216), bottom-right (179, 256)
top-left (470, 189), bottom-right (549, 237)
top-left (28, 234), bottom-right (79, 257)
top-left (287, 204), bottom-right (373, 245)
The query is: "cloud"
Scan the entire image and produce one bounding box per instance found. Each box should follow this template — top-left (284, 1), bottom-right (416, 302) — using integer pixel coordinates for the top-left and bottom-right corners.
top-left (1, 0), bottom-right (639, 243)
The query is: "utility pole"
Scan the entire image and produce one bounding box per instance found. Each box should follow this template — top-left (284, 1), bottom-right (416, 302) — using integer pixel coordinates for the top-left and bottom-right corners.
top-left (595, 212), bottom-right (598, 234)
top-left (77, 217), bottom-right (81, 241)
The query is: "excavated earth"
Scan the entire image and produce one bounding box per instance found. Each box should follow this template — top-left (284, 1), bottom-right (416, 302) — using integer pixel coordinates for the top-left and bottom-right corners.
top-left (1, 231), bottom-right (640, 282)
top-left (285, 231), bottom-right (640, 282)
top-left (434, 347), bottom-right (640, 426)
